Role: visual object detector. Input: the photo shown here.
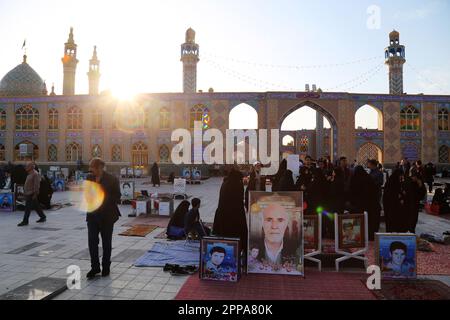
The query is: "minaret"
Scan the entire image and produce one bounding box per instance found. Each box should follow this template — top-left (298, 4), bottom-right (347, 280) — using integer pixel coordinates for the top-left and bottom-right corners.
top-left (61, 27), bottom-right (78, 95)
top-left (181, 28), bottom-right (199, 93)
top-left (87, 46), bottom-right (100, 95)
top-left (385, 30), bottom-right (405, 95)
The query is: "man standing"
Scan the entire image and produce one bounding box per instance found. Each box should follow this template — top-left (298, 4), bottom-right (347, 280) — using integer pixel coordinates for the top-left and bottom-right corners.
top-left (86, 158), bottom-right (121, 279)
top-left (18, 162), bottom-right (46, 226)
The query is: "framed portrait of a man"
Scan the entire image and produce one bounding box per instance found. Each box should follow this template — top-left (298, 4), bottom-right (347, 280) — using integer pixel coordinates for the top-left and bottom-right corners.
top-left (303, 215), bottom-right (319, 250)
top-left (120, 181), bottom-right (135, 200)
top-left (14, 184), bottom-right (25, 203)
top-left (0, 192), bottom-right (14, 212)
top-left (337, 214), bottom-right (365, 249)
top-left (247, 191), bottom-right (304, 276)
top-left (200, 237), bottom-right (240, 282)
top-left (375, 233), bottom-right (417, 280)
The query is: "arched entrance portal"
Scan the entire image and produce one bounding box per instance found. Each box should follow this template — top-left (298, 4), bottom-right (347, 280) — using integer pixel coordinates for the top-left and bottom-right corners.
top-left (356, 142), bottom-right (382, 166)
top-left (280, 101), bottom-right (337, 161)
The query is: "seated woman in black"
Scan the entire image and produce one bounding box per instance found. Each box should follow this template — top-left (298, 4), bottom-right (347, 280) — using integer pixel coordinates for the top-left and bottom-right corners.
top-left (432, 188), bottom-right (450, 215)
top-left (166, 200), bottom-right (190, 240)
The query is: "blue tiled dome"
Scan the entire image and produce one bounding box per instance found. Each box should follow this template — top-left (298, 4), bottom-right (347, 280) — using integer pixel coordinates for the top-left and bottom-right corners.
top-left (0, 56), bottom-right (45, 97)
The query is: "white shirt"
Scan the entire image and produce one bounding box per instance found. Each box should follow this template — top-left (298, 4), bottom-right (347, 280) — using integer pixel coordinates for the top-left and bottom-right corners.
top-left (264, 240), bottom-right (283, 264)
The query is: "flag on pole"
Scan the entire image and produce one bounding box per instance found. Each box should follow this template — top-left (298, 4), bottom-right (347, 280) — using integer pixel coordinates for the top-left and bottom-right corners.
top-left (22, 39), bottom-right (26, 49)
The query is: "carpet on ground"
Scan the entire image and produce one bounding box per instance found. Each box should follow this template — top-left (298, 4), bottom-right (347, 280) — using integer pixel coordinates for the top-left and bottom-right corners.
top-left (119, 224), bottom-right (158, 237)
top-left (122, 214), bottom-right (170, 228)
top-left (175, 270), bottom-right (375, 300)
top-left (134, 241), bottom-right (200, 267)
top-left (370, 280), bottom-right (450, 300)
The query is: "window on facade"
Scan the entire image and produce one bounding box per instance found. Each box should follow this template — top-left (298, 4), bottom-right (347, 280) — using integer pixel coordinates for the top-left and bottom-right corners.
top-left (92, 109), bottom-right (102, 129)
top-left (48, 108), bottom-right (58, 130)
top-left (160, 108), bottom-right (170, 129)
top-left (132, 141), bottom-right (148, 167)
top-left (111, 145), bottom-right (122, 162)
top-left (400, 106), bottom-right (420, 131)
top-left (66, 142), bottom-right (82, 161)
top-left (190, 105), bottom-right (208, 129)
top-left (48, 144), bottom-right (58, 162)
top-left (0, 110), bottom-right (6, 130)
top-left (159, 145), bottom-right (170, 163)
top-left (15, 105), bottom-right (39, 130)
top-left (439, 145), bottom-right (449, 163)
top-left (0, 144), bottom-right (5, 161)
top-left (92, 145), bottom-right (102, 158)
top-left (299, 136), bottom-right (309, 153)
top-left (438, 109), bottom-right (449, 131)
top-left (14, 141), bottom-right (39, 161)
top-left (67, 106), bottom-right (82, 130)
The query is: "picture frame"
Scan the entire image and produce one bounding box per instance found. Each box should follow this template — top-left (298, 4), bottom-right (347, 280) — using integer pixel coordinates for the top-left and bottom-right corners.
top-left (303, 214), bottom-right (319, 250)
top-left (14, 184), bottom-right (25, 203)
top-left (337, 213), bottom-right (366, 249)
top-left (200, 237), bottom-right (241, 282)
top-left (247, 191), bottom-right (304, 276)
top-left (120, 181), bottom-right (135, 201)
top-left (375, 233), bottom-right (417, 280)
top-left (0, 192), bottom-right (15, 212)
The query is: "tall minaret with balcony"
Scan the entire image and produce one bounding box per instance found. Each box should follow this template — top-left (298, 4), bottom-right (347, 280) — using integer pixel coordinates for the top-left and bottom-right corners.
top-left (385, 30), bottom-right (406, 95)
top-left (181, 28), bottom-right (199, 93)
top-left (61, 27), bottom-right (78, 95)
top-left (87, 46), bottom-right (100, 95)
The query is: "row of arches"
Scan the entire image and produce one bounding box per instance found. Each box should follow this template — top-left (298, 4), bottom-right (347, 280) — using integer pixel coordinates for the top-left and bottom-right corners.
top-left (0, 141), bottom-right (172, 164)
top-left (0, 104), bottom-right (448, 132)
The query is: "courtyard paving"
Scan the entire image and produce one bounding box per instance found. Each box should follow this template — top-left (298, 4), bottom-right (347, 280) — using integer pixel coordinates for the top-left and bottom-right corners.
top-left (0, 177), bottom-right (449, 300)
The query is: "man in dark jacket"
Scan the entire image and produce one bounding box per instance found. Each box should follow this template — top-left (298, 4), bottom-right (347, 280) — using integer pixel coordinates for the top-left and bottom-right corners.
top-left (86, 158), bottom-right (121, 279)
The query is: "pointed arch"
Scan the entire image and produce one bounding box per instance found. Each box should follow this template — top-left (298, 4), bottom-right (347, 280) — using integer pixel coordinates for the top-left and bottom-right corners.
top-left (16, 105), bottom-right (39, 130)
top-left (282, 135), bottom-right (295, 147)
top-left (356, 142), bottom-right (383, 166)
top-left (132, 141), bottom-right (148, 167)
top-left (48, 144), bottom-right (58, 162)
top-left (66, 142), bottom-right (82, 161)
top-left (14, 141), bottom-right (39, 161)
top-left (67, 106), bottom-right (82, 130)
top-left (439, 145), bottom-right (449, 163)
top-left (355, 104), bottom-right (383, 130)
top-left (229, 103), bottom-right (258, 129)
top-left (111, 144), bottom-right (122, 162)
top-left (400, 106), bottom-right (420, 131)
top-left (48, 108), bottom-right (59, 130)
top-left (159, 145), bottom-right (170, 163)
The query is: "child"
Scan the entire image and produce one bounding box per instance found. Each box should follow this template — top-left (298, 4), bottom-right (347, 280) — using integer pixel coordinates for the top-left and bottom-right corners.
top-left (184, 198), bottom-right (211, 238)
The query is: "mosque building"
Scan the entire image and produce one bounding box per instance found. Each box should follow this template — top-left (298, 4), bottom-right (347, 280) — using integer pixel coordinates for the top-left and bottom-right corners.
top-left (0, 28), bottom-right (449, 175)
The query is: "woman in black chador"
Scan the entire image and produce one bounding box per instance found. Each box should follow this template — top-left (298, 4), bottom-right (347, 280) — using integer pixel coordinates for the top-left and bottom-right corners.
top-left (272, 159), bottom-right (287, 192)
top-left (213, 168), bottom-right (248, 253)
top-left (151, 162), bottom-right (160, 187)
top-left (383, 169), bottom-right (403, 232)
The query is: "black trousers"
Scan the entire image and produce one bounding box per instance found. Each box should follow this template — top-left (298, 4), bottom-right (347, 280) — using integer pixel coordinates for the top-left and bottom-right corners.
top-left (22, 195), bottom-right (46, 223)
top-left (87, 217), bottom-right (114, 270)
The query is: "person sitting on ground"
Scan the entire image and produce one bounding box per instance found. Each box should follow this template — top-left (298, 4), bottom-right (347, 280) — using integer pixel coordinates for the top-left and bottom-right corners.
top-left (184, 198), bottom-right (210, 238)
top-left (432, 188), bottom-right (450, 215)
top-left (166, 200), bottom-right (190, 240)
top-left (167, 172), bottom-right (175, 184)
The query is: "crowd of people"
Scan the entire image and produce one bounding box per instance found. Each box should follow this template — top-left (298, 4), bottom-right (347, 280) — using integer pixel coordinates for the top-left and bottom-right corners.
top-left (178, 156), bottom-right (443, 255)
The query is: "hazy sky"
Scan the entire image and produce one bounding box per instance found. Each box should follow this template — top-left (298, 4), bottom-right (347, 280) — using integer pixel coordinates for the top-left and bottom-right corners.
top-left (0, 0), bottom-right (449, 128)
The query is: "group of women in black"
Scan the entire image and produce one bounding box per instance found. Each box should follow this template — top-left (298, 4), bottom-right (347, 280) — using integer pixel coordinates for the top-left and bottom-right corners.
top-left (167, 157), bottom-right (428, 252)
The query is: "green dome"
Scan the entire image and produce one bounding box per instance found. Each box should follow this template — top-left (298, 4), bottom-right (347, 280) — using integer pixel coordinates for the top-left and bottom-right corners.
top-left (0, 56), bottom-right (45, 97)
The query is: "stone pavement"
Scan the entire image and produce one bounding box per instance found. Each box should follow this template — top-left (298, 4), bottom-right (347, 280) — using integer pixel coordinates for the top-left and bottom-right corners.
top-left (0, 177), bottom-right (449, 300)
